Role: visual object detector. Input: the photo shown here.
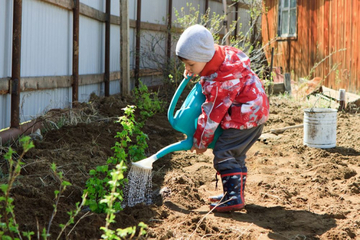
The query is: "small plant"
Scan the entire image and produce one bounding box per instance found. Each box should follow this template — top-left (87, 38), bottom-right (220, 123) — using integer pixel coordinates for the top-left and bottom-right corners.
top-left (85, 105), bottom-right (149, 213)
top-left (85, 105), bottom-right (151, 238)
top-left (133, 81), bottom-right (164, 121)
top-left (100, 162), bottom-right (147, 240)
top-left (0, 136), bottom-right (35, 239)
top-left (46, 163), bottom-right (88, 240)
top-left (0, 136), bottom-right (89, 239)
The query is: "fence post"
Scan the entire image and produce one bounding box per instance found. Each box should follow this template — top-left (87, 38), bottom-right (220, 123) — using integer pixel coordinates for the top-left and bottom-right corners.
top-left (72, 0), bottom-right (80, 105)
top-left (135, 0), bottom-right (141, 87)
top-left (120, 0), bottom-right (131, 95)
top-left (105, 0), bottom-right (111, 96)
top-left (339, 89), bottom-right (346, 111)
top-left (284, 73), bottom-right (292, 94)
top-left (11, 0), bottom-right (22, 129)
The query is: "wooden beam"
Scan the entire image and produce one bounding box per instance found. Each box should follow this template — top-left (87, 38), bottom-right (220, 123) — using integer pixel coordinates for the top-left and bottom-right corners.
top-left (20, 76), bottom-right (72, 91)
top-left (120, 0), bottom-right (131, 95)
top-left (40, 0), bottom-right (72, 10)
top-left (321, 86), bottom-right (360, 104)
top-left (0, 78), bottom-right (9, 94)
top-left (104, 0), bottom-right (111, 96)
top-left (79, 2), bottom-right (106, 21)
top-left (0, 69), bottom-right (163, 94)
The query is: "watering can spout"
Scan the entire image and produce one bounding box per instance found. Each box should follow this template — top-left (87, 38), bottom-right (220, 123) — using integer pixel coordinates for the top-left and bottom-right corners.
top-left (132, 138), bottom-right (193, 170)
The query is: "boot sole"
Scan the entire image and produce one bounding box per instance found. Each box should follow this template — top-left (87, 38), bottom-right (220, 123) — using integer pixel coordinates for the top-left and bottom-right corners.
top-left (210, 203), bottom-right (245, 213)
top-left (208, 198), bottom-right (222, 203)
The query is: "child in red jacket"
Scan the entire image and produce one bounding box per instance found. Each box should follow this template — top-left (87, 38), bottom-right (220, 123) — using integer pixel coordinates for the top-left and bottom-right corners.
top-left (176, 24), bottom-right (269, 212)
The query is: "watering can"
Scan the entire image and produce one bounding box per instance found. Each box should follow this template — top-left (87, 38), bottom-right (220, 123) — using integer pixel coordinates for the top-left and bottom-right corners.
top-left (132, 76), bottom-right (223, 169)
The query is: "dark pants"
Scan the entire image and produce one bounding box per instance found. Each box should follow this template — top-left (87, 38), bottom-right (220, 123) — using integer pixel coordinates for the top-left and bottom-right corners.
top-left (213, 125), bottom-right (264, 172)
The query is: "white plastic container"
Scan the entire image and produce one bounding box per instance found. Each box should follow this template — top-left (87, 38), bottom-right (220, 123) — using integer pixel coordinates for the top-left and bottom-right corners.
top-left (303, 108), bottom-right (337, 148)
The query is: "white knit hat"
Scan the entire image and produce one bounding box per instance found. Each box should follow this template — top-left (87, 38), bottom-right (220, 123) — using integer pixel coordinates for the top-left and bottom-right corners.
top-left (176, 24), bottom-right (215, 62)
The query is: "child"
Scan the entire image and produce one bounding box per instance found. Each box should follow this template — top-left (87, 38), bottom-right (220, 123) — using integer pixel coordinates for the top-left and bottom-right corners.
top-left (175, 24), bottom-right (269, 212)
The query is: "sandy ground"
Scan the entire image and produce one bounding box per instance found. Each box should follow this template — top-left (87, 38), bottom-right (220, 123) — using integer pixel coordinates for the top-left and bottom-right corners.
top-left (1, 89), bottom-right (359, 239)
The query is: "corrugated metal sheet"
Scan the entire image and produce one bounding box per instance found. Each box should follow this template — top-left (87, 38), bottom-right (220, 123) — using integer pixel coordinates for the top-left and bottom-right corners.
top-left (79, 16), bottom-right (104, 74)
top-left (110, 0), bottom-right (120, 17)
top-left (141, 0), bottom-right (167, 24)
top-left (129, 0), bottom-right (137, 20)
top-left (19, 88), bottom-right (72, 123)
top-left (237, 7), bottom-right (251, 35)
top-left (22, 0), bottom-right (72, 76)
top-left (79, 84), bottom-right (103, 102)
top-left (0, 94), bottom-right (11, 130)
top-left (0, 0), bottom-right (13, 78)
top-left (110, 24), bottom-right (120, 72)
top-left (262, 0), bottom-right (360, 93)
top-left (139, 30), bottom-right (167, 69)
top-left (110, 80), bottom-right (120, 95)
top-left (130, 28), bottom-right (136, 69)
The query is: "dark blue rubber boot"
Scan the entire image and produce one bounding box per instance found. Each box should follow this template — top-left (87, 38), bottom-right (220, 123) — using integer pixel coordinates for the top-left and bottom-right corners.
top-left (209, 168), bottom-right (247, 212)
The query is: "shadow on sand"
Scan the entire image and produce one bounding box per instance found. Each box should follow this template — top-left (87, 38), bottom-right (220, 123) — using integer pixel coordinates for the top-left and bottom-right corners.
top-left (213, 204), bottom-right (337, 239)
top-left (163, 201), bottom-right (337, 238)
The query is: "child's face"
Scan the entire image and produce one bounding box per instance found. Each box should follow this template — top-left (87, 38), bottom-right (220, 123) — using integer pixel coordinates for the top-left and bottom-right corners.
top-left (182, 59), bottom-right (207, 77)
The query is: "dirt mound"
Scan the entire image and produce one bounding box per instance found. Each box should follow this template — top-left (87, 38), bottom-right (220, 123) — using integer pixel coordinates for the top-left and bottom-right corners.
top-left (2, 93), bottom-right (359, 239)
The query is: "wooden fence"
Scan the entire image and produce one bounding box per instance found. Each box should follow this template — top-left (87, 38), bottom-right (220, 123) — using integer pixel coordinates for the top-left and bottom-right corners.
top-left (0, 0), bottom-right (251, 135)
top-left (262, 0), bottom-right (360, 94)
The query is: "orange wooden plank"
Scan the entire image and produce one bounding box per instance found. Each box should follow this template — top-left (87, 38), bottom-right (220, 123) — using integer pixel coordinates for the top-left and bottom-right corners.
top-left (307, 0), bottom-right (312, 75)
top-left (298, 0), bottom-right (307, 78)
top-left (323, 0), bottom-right (330, 85)
top-left (355, 0), bottom-right (360, 91)
top-left (345, 0), bottom-right (353, 91)
top-left (340, 0), bottom-right (346, 89)
top-left (328, 0), bottom-right (337, 88)
top-left (315, 0), bottom-right (324, 78)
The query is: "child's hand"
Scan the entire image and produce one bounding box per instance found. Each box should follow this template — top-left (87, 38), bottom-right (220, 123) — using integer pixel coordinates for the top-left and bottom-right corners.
top-left (184, 70), bottom-right (194, 79)
top-left (190, 145), bottom-right (207, 154)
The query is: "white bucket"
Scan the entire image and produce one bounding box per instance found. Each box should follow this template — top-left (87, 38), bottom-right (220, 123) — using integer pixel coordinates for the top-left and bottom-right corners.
top-left (303, 108), bottom-right (337, 148)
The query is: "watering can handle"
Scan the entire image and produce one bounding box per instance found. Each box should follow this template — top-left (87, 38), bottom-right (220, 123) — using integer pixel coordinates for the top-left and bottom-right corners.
top-left (167, 75), bottom-right (193, 127)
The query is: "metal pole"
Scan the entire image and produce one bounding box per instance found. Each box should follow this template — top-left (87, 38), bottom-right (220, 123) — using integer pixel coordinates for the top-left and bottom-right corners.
top-left (205, 0), bottom-right (209, 14)
top-left (105, 0), bottom-right (111, 96)
top-left (135, 0), bottom-right (141, 87)
top-left (11, 0), bottom-right (22, 129)
top-left (166, 0), bottom-right (172, 61)
top-left (72, 0), bottom-right (80, 105)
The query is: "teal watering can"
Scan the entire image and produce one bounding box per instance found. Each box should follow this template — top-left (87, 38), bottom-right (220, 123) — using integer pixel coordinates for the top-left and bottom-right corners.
top-left (132, 76), bottom-right (223, 169)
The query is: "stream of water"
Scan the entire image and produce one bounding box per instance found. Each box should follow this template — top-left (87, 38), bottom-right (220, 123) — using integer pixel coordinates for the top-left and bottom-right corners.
top-left (122, 165), bottom-right (153, 207)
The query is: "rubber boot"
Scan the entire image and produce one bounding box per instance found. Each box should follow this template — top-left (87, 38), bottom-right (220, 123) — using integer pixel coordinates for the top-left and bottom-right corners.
top-left (208, 194), bottom-right (223, 202)
top-left (209, 168), bottom-right (247, 212)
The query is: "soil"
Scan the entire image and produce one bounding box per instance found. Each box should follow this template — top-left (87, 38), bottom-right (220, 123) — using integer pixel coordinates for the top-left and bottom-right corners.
top-left (1, 86), bottom-right (359, 240)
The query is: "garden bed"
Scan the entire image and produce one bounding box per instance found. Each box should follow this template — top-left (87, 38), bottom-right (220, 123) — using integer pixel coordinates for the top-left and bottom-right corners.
top-left (2, 90), bottom-right (359, 239)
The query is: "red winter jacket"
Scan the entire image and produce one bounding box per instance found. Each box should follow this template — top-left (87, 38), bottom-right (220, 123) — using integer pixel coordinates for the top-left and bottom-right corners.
top-left (193, 44), bottom-right (269, 149)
